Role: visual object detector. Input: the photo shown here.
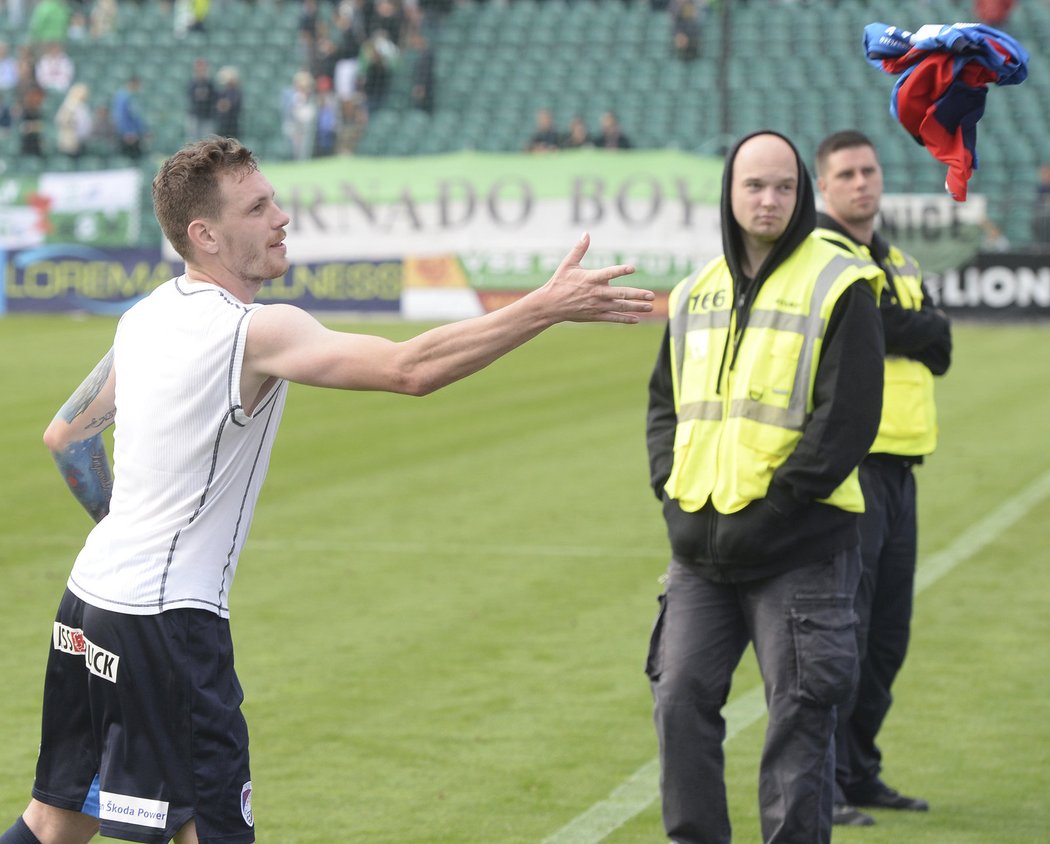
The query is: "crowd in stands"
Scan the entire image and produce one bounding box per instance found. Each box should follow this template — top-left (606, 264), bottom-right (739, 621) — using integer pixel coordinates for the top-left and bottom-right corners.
top-left (2, 0), bottom-right (867, 167)
top-left (1, 0), bottom-right (147, 160)
top-left (0, 0), bottom-right (450, 163)
top-left (285, 0), bottom-right (444, 157)
top-left (0, 25), bottom-right (122, 161)
top-left (526, 108), bottom-right (632, 152)
top-left (3, 0), bottom-right (1021, 167)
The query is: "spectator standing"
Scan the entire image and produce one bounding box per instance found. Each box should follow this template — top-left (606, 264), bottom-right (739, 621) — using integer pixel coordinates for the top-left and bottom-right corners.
top-left (330, 2), bottom-right (367, 153)
top-left (88, 101), bottom-right (118, 153)
top-left (671, 0), bottom-right (703, 61)
top-left (814, 130), bottom-right (949, 828)
top-left (592, 110), bottom-right (632, 149)
top-left (297, 0), bottom-right (321, 68)
top-left (89, 0), bottom-right (118, 39)
top-left (18, 85), bottom-right (46, 155)
top-left (214, 65), bottom-right (242, 139)
top-left (0, 92), bottom-right (14, 140)
top-left (0, 41), bottom-right (18, 92)
top-left (28, 0), bottom-right (72, 50)
top-left (332, 3), bottom-right (364, 105)
top-left (111, 75), bottom-right (148, 159)
top-left (282, 69), bottom-right (317, 160)
top-left (34, 41), bottom-right (75, 93)
top-left (358, 33), bottom-right (396, 113)
top-left (54, 81), bottom-right (92, 157)
top-left (410, 32), bottom-right (434, 114)
top-left (314, 74), bottom-right (339, 157)
top-left (527, 108), bottom-right (560, 152)
top-left (13, 45), bottom-right (37, 100)
top-left (186, 57), bottom-right (217, 140)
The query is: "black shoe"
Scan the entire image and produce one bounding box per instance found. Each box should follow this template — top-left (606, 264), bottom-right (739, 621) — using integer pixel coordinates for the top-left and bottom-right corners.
top-left (833, 803), bottom-right (875, 826)
top-left (845, 778), bottom-right (930, 812)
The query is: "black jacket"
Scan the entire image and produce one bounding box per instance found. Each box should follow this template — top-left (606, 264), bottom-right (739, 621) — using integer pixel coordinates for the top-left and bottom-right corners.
top-left (646, 132), bottom-right (885, 582)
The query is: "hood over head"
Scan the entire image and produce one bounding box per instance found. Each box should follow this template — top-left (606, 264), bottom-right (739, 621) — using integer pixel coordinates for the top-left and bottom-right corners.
top-left (721, 130), bottom-right (816, 291)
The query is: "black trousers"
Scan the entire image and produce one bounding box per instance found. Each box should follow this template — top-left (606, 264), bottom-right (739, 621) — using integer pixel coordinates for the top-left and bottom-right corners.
top-left (835, 456), bottom-right (918, 796)
top-left (650, 549), bottom-right (861, 844)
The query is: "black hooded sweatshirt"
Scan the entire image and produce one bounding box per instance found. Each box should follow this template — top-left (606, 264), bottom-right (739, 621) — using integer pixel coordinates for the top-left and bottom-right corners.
top-left (645, 131), bottom-right (885, 582)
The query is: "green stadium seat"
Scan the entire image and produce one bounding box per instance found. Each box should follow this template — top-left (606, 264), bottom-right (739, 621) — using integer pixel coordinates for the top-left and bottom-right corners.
top-left (11, 155), bottom-right (45, 176)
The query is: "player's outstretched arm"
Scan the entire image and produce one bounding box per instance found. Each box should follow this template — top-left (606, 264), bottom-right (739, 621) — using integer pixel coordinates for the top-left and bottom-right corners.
top-left (245, 233), bottom-right (652, 397)
top-left (42, 348), bottom-right (116, 523)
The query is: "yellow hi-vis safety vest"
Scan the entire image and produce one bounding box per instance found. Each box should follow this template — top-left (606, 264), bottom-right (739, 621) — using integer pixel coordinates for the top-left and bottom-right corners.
top-left (664, 234), bottom-right (884, 515)
top-left (815, 228), bottom-right (938, 457)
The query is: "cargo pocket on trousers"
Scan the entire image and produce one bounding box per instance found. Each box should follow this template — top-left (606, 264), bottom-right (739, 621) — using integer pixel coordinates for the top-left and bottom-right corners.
top-left (645, 593), bottom-right (668, 682)
top-left (790, 603), bottom-right (858, 707)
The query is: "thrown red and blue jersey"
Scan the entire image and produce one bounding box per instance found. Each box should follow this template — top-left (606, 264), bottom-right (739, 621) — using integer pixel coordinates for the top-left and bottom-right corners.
top-left (863, 22), bottom-right (1028, 202)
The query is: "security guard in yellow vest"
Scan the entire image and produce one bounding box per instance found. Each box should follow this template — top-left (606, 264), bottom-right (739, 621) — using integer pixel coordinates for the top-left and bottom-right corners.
top-left (814, 130), bottom-right (952, 827)
top-left (645, 131), bottom-right (885, 844)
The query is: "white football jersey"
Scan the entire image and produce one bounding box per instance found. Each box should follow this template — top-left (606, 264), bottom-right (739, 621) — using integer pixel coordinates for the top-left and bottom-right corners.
top-left (68, 276), bottom-right (287, 618)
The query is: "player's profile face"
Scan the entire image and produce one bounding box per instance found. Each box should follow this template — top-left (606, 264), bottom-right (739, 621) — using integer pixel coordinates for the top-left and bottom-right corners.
top-left (213, 169), bottom-right (291, 283)
top-left (730, 135), bottom-right (798, 244)
top-left (818, 145), bottom-right (883, 226)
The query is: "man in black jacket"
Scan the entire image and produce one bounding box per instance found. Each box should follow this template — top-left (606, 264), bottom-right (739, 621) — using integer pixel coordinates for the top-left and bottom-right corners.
top-left (815, 129), bottom-right (951, 827)
top-left (645, 131), bottom-right (885, 844)
top-left (186, 57), bottom-right (216, 141)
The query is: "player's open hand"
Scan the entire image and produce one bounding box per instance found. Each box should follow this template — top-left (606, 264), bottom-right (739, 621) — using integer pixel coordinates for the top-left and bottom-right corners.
top-left (543, 232), bottom-right (654, 324)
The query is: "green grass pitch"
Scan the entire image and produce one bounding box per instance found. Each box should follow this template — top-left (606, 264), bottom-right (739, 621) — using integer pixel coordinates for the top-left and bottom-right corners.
top-left (1, 314), bottom-right (1048, 842)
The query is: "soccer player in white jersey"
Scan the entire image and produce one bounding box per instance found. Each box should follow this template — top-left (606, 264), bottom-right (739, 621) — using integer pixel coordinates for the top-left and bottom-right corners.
top-left (1, 136), bottom-right (653, 844)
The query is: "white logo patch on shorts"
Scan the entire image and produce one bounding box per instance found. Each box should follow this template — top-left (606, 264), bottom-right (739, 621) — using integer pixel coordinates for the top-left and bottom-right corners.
top-left (241, 780), bottom-right (254, 827)
top-left (99, 792), bottom-right (169, 829)
top-left (53, 622), bottom-right (120, 683)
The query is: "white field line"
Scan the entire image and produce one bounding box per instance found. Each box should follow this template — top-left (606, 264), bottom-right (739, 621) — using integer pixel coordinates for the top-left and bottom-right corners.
top-left (541, 468), bottom-right (1050, 844)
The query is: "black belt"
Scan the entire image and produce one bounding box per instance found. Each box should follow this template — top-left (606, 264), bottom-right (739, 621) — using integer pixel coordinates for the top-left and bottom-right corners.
top-left (866, 452), bottom-right (924, 469)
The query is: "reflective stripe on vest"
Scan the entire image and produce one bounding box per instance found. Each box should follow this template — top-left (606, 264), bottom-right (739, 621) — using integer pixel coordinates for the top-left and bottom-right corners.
top-left (669, 301), bottom-right (729, 424)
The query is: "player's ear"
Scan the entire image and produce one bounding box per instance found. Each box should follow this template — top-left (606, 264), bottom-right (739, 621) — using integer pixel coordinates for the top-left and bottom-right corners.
top-left (187, 220), bottom-right (219, 255)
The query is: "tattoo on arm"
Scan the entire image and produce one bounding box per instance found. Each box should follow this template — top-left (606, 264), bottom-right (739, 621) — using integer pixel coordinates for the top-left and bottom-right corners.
top-left (51, 348), bottom-right (116, 522)
top-left (52, 434), bottom-right (113, 523)
top-left (58, 348), bottom-right (115, 427)
top-left (85, 408), bottom-right (116, 431)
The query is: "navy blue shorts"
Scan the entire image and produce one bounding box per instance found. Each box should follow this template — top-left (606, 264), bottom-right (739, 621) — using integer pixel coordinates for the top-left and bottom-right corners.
top-left (32, 589), bottom-right (255, 844)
